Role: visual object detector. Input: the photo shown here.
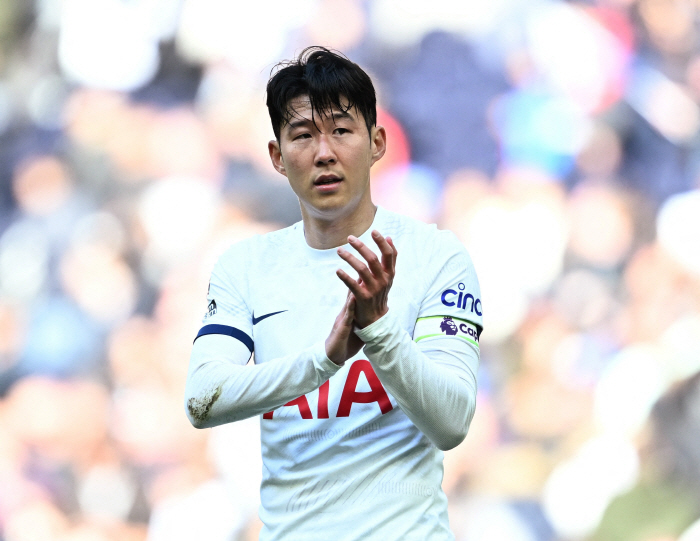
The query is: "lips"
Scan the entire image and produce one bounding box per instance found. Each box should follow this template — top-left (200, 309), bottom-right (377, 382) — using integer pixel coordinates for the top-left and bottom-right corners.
top-left (314, 175), bottom-right (342, 186)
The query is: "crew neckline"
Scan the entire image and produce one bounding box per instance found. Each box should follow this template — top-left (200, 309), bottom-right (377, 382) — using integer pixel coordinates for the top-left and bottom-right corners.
top-left (296, 205), bottom-right (387, 261)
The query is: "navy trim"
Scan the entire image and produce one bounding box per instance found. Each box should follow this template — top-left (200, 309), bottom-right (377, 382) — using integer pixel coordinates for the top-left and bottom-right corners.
top-left (194, 324), bottom-right (254, 352)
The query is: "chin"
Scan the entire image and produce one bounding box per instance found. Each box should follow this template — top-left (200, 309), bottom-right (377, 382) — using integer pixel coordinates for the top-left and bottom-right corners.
top-left (305, 196), bottom-right (355, 217)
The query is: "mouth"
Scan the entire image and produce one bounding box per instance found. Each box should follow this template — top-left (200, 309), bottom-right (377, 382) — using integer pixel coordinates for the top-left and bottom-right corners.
top-left (313, 174), bottom-right (343, 186)
top-left (313, 175), bottom-right (343, 193)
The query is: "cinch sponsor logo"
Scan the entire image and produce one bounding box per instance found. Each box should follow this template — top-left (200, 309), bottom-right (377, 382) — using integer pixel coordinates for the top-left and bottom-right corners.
top-left (441, 282), bottom-right (482, 316)
top-left (440, 317), bottom-right (479, 342)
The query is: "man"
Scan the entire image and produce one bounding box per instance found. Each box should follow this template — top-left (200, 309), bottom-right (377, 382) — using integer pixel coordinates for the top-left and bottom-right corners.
top-left (185, 47), bottom-right (483, 540)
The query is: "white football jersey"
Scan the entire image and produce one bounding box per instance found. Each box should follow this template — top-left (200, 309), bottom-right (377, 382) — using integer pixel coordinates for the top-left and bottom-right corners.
top-left (194, 206), bottom-right (483, 540)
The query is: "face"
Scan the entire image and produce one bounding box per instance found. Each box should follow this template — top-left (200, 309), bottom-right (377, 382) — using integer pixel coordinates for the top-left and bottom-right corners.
top-left (268, 96), bottom-right (386, 220)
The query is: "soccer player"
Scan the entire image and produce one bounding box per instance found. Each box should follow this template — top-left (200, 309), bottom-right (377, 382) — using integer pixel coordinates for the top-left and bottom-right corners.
top-left (185, 47), bottom-right (483, 540)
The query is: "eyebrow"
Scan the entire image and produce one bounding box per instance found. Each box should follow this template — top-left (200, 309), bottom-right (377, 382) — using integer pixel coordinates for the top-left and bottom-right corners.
top-left (287, 118), bottom-right (312, 130)
top-left (286, 110), bottom-right (355, 130)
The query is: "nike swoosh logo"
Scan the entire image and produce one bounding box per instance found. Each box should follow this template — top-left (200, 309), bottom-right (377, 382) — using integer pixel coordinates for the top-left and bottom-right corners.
top-left (252, 310), bottom-right (288, 325)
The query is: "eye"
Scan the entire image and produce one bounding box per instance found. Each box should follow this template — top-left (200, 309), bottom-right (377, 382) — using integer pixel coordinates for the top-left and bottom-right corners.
top-left (294, 133), bottom-right (311, 140)
top-left (334, 128), bottom-right (349, 135)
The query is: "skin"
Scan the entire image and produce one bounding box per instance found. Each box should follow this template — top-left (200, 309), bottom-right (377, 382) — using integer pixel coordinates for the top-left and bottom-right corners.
top-left (268, 96), bottom-right (386, 250)
top-left (267, 95), bottom-right (398, 365)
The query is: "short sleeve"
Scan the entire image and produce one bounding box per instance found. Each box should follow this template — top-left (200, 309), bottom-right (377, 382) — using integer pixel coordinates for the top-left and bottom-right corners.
top-left (194, 242), bottom-right (254, 353)
top-left (413, 230), bottom-right (483, 351)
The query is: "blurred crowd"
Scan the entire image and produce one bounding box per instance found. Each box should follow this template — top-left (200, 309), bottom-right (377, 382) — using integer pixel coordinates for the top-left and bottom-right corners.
top-left (1, 1), bottom-right (700, 540)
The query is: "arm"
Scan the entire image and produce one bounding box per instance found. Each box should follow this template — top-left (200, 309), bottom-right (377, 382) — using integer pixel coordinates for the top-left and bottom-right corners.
top-left (185, 246), bottom-right (363, 429)
top-left (185, 335), bottom-right (339, 428)
top-left (354, 312), bottom-right (478, 451)
top-left (337, 231), bottom-right (481, 451)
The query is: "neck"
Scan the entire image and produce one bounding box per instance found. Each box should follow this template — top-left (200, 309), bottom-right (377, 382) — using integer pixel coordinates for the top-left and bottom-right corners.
top-left (300, 195), bottom-right (377, 250)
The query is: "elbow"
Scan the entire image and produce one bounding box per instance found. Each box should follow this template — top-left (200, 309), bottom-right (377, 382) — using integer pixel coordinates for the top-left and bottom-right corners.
top-left (186, 410), bottom-right (207, 429)
top-left (433, 400), bottom-right (476, 451)
top-left (184, 383), bottom-right (223, 429)
top-left (184, 397), bottom-right (209, 429)
top-left (185, 403), bottom-right (208, 429)
top-left (435, 429), bottom-right (468, 451)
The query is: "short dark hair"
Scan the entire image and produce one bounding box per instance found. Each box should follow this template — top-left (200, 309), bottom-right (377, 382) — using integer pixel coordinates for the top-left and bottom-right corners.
top-left (266, 47), bottom-right (377, 141)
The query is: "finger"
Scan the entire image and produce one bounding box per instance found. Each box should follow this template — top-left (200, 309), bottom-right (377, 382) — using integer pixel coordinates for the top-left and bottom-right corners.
top-left (338, 248), bottom-right (374, 284)
top-left (346, 296), bottom-right (356, 318)
top-left (333, 304), bottom-right (345, 327)
top-left (335, 294), bottom-right (354, 333)
top-left (336, 269), bottom-right (365, 298)
top-left (343, 297), bottom-right (354, 325)
top-left (345, 292), bottom-right (356, 312)
top-left (386, 236), bottom-right (397, 272)
top-left (348, 235), bottom-right (384, 277)
top-left (372, 231), bottom-right (395, 275)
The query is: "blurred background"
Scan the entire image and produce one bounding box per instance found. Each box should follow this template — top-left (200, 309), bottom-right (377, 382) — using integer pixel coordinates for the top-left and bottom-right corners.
top-left (0, 0), bottom-right (700, 540)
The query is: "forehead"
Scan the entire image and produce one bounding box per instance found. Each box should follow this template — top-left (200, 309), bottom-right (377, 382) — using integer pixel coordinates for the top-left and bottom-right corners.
top-left (283, 95), bottom-right (359, 126)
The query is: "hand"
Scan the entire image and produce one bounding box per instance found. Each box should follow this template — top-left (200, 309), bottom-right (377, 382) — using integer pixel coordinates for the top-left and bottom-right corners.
top-left (325, 292), bottom-right (365, 366)
top-left (336, 230), bottom-right (398, 328)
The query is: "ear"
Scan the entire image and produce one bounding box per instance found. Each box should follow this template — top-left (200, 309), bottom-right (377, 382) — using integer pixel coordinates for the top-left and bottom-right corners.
top-left (370, 125), bottom-right (387, 167)
top-left (268, 140), bottom-right (287, 177)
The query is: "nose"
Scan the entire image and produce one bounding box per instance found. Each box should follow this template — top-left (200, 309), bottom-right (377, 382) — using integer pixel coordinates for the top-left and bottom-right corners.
top-left (314, 134), bottom-right (336, 166)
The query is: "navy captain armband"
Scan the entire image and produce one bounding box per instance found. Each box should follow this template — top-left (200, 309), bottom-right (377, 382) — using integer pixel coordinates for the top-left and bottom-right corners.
top-left (194, 324), bottom-right (254, 353)
top-left (413, 316), bottom-right (480, 348)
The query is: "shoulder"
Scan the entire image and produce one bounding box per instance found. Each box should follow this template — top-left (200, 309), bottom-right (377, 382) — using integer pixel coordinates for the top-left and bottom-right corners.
top-left (217, 222), bottom-right (300, 265)
top-left (380, 208), bottom-right (468, 262)
top-left (259, 221), bottom-right (301, 248)
top-left (209, 223), bottom-right (301, 290)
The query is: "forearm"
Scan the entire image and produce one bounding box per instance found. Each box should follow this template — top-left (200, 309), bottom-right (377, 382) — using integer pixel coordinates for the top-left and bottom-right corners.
top-left (355, 312), bottom-right (478, 451)
top-left (185, 336), bottom-right (340, 428)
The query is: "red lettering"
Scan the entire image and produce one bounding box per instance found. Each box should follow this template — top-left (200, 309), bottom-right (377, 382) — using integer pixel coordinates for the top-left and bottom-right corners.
top-left (286, 396), bottom-right (313, 419)
top-left (336, 360), bottom-right (393, 417)
top-left (262, 395), bottom-right (313, 420)
top-left (263, 363), bottom-right (392, 420)
top-left (318, 380), bottom-right (330, 419)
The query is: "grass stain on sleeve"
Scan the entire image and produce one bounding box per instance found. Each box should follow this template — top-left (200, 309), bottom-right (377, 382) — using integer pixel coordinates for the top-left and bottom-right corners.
top-left (187, 384), bottom-right (222, 424)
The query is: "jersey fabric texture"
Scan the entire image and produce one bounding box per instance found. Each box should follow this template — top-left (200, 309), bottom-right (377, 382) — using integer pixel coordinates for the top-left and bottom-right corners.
top-left (187, 206), bottom-right (483, 541)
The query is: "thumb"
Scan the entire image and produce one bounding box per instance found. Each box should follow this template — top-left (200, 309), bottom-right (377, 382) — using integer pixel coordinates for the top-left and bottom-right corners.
top-left (344, 295), bottom-right (355, 323)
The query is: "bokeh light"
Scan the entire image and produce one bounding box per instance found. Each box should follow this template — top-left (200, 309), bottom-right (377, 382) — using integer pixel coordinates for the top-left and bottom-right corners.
top-left (0, 2), bottom-right (699, 540)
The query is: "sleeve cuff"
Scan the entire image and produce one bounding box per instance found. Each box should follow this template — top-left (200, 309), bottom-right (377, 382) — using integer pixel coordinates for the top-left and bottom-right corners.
top-left (310, 341), bottom-right (344, 376)
top-left (354, 310), bottom-right (397, 344)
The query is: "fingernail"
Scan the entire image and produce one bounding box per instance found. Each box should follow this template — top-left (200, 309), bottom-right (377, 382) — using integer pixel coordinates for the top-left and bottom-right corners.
top-left (372, 230), bottom-right (380, 237)
top-left (348, 235), bottom-right (357, 242)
